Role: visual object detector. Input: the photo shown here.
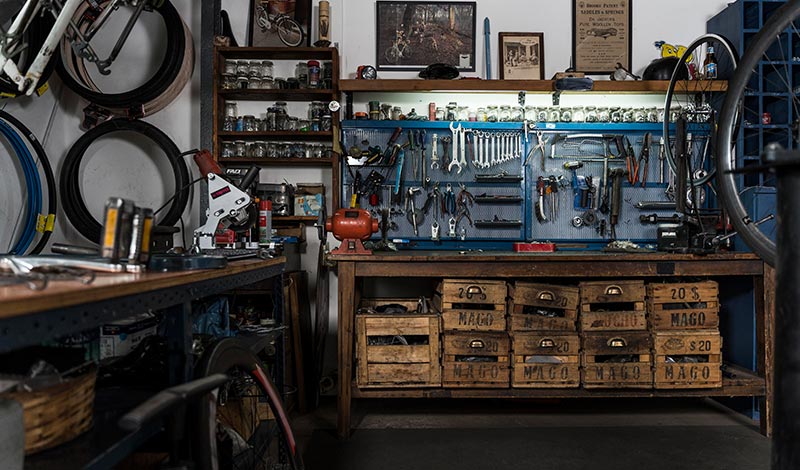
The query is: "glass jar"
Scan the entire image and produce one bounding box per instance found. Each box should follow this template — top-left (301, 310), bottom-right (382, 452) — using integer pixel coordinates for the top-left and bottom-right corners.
top-left (261, 60), bottom-right (273, 80)
top-left (585, 106), bottom-right (598, 123)
top-left (249, 77), bottom-right (262, 89)
top-left (646, 107), bottom-right (659, 123)
top-left (224, 101), bottom-right (238, 117)
top-left (233, 140), bottom-right (247, 158)
top-left (253, 141), bottom-right (267, 158)
top-left (274, 78), bottom-right (287, 89)
top-left (245, 142), bottom-right (255, 158)
top-left (236, 76), bottom-right (249, 89)
top-left (223, 116), bottom-right (236, 131)
top-left (224, 59), bottom-right (237, 75)
top-left (287, 116), bottom-right (299, 131)
top-left (309, 101), bottom-right (325, 120)
top-left (221, 141), bottom-right (235, 158)
top-left (275, 101), bottom-right (288, 114)
top-left (457, 106), bottom-right (469, 121)
top-left (499, 105), bottom-right (512, 122)
top-left (286, 77), bottom-right (299, 89)
top-left (476, 107), bottom-right (487, 122)
top-left (486, 105), bottom-right (499, 122)
top-left (560, 107), bottom-right (572, 122)
top-left (295, 62), bottom-right (308, 88)
top-left (307, 60), bottom-right (321, 88)
top-left (511, 106), bottom-right (524, 122)
top-left (261, 77), bottom-right (274, 89)
top-left (310, 143), bottom-right (324, 159)
top-left (221, 73), bottom-right (237, 90)
top-left (446, 102), bottom-right (457, 121)
top-left (323, 144), bottom-right (334, 158)
top-left (547, 107), bottom-right (560, 122)
top-left (571, 106), bottom-right (586, 122)
top-left (235, 115), bottom-right (244, 132)
top-left (321, 114), bottom-right (332, 131)
top-left (381, 104), bottom-right (393, 120)
top-left (670, 106), bottom-right (681, 122)
top-left (622, 108), bottom-right (635, 122)
top-left (243, 115), bottom-right (256, 132)
top-left (276, 142), bottom-right (290, 159)
top-left (297, 119), bottom-right (311, 131)
top-left (322, 61), bottom-right (333, 89)
top-left (310, 118), bottom-right (320, 131)
top-left (275, 109), bottom-right (289, 131)
top-left (536, 108), bottom-right (548, 122)
top-left (468, 110), bottom-right (477, 122)
top-left (435, 107), bottom-right (445, 121)
top-left (265, 107), bottom-right (277, 131)
top-left (597, 107), bottom-right (610, 122)
top-left (610, 107), bottom-right (622, 123)
top-left (391, 106), bottom-right (402, 120)
top-left (657, 107), bottom-right (666, 123)
top-left (266, 142), bottom-right (278, 159)
top-left (633, 107), bottom-right (647, 123)
top-left (235, 60), bottom-right (250, 76)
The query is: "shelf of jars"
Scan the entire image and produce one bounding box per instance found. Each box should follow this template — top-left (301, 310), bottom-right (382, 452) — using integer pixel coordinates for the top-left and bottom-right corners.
top-left (339, 79), bottom-right (727, 93)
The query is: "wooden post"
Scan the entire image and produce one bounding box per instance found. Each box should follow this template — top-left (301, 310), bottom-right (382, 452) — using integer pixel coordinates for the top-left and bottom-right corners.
top-left (337, 261), bottom-right (356, 439)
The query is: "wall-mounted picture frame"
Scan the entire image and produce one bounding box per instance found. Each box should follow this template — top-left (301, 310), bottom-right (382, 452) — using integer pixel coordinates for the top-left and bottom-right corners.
top-left (376, 1), bottom-right (477, 72)
top-left (248, 0), bottom-right (311, 47)
top-left (499, 32), bottom-right (544, 80)
top-left (572, 0), bottom-right (632, 74)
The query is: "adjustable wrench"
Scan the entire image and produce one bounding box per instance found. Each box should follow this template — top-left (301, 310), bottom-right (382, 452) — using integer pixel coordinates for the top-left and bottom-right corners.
top-left (431, 133), bottom-right (440, 169)
top-left (448, 122), bottom-right (463, 173)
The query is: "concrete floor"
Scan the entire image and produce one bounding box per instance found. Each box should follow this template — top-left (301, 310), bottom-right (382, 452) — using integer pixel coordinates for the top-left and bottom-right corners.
top-left (293, 397), bottom-right (770, 469)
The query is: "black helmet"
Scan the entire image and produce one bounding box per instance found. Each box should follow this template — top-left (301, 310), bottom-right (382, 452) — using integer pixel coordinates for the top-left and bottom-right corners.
top-left (642, 57), bottom-right (688, 81)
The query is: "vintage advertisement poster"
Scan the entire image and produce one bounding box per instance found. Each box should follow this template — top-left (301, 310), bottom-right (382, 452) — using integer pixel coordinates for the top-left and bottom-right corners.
top-left (572, 0), bottom-right (631, 74)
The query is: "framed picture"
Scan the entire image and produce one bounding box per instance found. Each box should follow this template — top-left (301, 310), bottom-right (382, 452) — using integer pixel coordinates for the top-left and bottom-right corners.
top-left (248, 0), bottom-right (311, 47)
top-left (376, 1), bottom-right (477, 72)
top-left (499, 32), bottom-right (544, 80)
top-left (572, 0), bottom-right (632, 74)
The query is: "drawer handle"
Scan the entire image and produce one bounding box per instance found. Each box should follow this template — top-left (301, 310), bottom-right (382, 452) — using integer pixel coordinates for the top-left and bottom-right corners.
top-left (469, 340), bottom-right (485, 349)
top-left (460, 285), bottom-right (487, 300)
top-left (539, 339), bottom-right (555, 348)
top-left (605, 285), bottom-right (624, 296)
top-left (537, 291), bottom-right (555, 302)
top-left (608, 338), bottom-right (627, 348)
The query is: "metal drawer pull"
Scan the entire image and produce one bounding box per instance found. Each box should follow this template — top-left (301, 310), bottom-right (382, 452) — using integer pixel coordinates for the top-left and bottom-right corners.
top-left (537, 291), bottom-right (555, 302)
top-left (539, 339), bottom-right (555, 348)
top-left (605, 285), bottom-right (624, 296)
top-left (469, 339), bottom-right (485, 349)
top-left (460, 285), bottom-right (487, 300)
top-left (608, 338), bottom-right (627, 348)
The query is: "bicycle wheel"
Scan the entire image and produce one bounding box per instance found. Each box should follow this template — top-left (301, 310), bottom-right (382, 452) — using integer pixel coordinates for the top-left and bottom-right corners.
top-left (385, 46), bottom-right (400, 64)
top-left (276, 17), bottom-right (304, 47)
top-left (663, 33), bottom-right (739, 188)
top-left (193, 338), bottom-right (302, 470)
top-left (715, 2), bottom-right (800, 267)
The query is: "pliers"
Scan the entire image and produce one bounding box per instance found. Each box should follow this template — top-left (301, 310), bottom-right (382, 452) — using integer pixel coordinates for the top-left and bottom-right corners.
top-left (625, 136), bottom-right (639, 185)
top-left (637, 133), bottom-right (651, 188)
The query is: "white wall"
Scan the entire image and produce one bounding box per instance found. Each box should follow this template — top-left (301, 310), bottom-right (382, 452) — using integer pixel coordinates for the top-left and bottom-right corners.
top-left (0, 0), bottom-right (734, 378)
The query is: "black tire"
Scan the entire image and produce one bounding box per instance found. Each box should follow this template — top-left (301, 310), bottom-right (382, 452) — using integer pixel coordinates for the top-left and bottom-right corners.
top-left (715, 3), bottom-right (800, 267)
top-left (59, 119), bottom-right (189, 243)
top-left (193, 338), bottom-right (302, 470)
top-left (54, 0), bottom-right (185, 109)
top-left (662, 33), bottom-right (738, 187)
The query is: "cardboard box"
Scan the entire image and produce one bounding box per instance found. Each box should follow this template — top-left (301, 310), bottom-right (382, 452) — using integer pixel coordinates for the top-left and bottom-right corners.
top-left (294, 194), bottom-right (324, 216)
top-left (99, 313), bottom-right (159, 359)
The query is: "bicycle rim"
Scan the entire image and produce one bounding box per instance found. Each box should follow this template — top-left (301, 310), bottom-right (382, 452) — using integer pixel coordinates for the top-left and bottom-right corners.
top-left (276, 18), bottom-right (304, 47)
top-left (194, 339), bottom-right (302, 470)
top-left (663, 33), bottom-right (739, 188)
top-left (715, 2), bottom-right (800, 267)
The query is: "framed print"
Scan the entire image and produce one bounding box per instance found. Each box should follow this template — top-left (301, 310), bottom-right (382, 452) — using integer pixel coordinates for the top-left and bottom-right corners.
top-left (572, 0), bottom-right (632, 74)
top-left (248, 0), bottom-right (311, 47)
top-left (376, 1), bottom-right (477, 72)
top-left (499, 32), bottom-right (544, 80)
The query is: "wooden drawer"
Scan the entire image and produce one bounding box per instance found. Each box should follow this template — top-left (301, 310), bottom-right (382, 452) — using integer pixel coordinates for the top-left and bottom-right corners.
top-left (579, 280), bottom-right (646, 331)
top-left (509, 282), bottom-right (579, 332)
top-left (356, 299), bottom-right (441, 388)
top-left (434, 293), bottom-right (506, 332)
top-left (511, 333), bottom-right (580, 388)
top-left (438, 279), bottom-right (508, 305)
top-left (582, 332), bottom-right (652, 389)
top-left (654, 331), bottom-right (722, 356)
top-left (654, 331), bottom-right (722, 388)
top-left (647, 281), bottom-right (720, 331)
top-left (442, 332), bottom-right (510, 387)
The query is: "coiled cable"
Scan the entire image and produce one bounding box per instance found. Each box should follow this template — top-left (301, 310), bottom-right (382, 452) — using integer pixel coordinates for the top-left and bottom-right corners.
top-left (59, 118), bottom-right (190, 243)
top-left (0, 116), bottom-right (40, 254)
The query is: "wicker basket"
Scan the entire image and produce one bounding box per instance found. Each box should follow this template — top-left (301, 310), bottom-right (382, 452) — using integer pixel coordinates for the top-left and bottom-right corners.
top-left (0, 365), bottom-right (96, 455)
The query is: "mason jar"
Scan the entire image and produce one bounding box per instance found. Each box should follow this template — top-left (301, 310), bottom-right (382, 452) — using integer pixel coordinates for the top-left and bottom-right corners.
top-left (511, 106), bottom-right (524, 122)
top-left (287, 116), bottom-right (299, 131)
top-left (261, 60), bottom-right (274, 80)
top-left (391, 106), bottom-right (402, 120)
top-left (309, 101), bottom-right (325, 119)
top-left (622, 108), bottom-right (635, 122)
top-left (499, 105), bottom-right (512, 122)
top-left (221, 73), bottom-right (237, 90)
top-left (536, 108), bottom-right (549, 122)
top-left (253, 141), bottom-right (267, 158)
top-left (435, 107), bottom-right (445, 121)
top-left (571, 106), bottom-right (586, 122)
top-left (320, 114), bottom-right (332, 131)
top-left (236, 76), bottom-right (249, 89)
top-left (298, 119), bottom-right (311, 131)
top-left (560, 107), bottom-right (572, 122)
top-left (275, 109), bottom-right (288, 131)
top-left (295, 62), bottom-right (309, 88)
top-left (610, 107), bottom-right (623, 123)
top-left (221, 141), bottom-right (235, 158)
top-left (243, 115), bottom-right (256, 132)
top-left (457, 106), bottom-right (469, 121)
top-left (446, 102), bottom-right (457, 121)
top-left (233, 140), bottom-right (247, 158)
top-left (633, 107), bottom-right (647, 123)
top-left (476, 107), bottom-right (487, 122)
top-left (266, 142), bottom-right (277, 158)
top-left (646, 107), bottom-right (659, 123)
top-left (235, 60), bottom-right (250, 76)
top-left (597, 107), bottom-right (610, 122)
top-left (224, 59), bottom-right (237, 75)
top-left (486, 105), bottom-right (499, 122)
top-left (585, 106), bottom-right (598, 123)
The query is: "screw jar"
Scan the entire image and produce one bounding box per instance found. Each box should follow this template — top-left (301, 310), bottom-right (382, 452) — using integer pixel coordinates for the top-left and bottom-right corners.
top-left (307, 60), bottom-right (321, 88)
top-left (295, 62), bottom-right (308, 88)
top-left (499, 105), bottom-right (512, 122)
top-left (559, 107), bottom-right (572, 122)
top-left (585, 106), bottom-right (598, 123)
top-left (235, 60), bottom-right (250, 76)
top-left (476, 107), bottom-right (487, 122)
top-left (221, 141), bottom-right (235, 158)
top-left (486, 106), bottom-right (499, 122)
top-left (320, 114), bottom-right (332, 131)
top-left (243, 115), bottom-right (257, 132)
top-left (446, 102), bottom-right (457, 121)
top-left (233, 140), bottom-right (247, 158)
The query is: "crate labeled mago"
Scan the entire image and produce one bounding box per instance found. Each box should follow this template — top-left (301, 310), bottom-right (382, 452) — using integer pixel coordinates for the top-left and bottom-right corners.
top-left (582, 332), bottom-right (653, 389)
top-left (653, 331), bottom-right (722, 389)
top-left (647, 281), bottom-right (720, 331)
top-left (508, 282), bottom-right (579, 332)
top-left (356, 298), bottom-right (441, 388)
top-left (435, 279), bottom-right (508, 332)
top-left (512, 333), bottom-right (580, 388)
top-left (579, 280), bottom-right (647, 331)
top-left (442, 331), bottom-right (510, 387)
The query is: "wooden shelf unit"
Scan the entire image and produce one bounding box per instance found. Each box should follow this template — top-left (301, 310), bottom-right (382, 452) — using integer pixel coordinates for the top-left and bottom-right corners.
top-left (339, 79), bottom-right (727, 93)
top-left (213, 46), bottom-right (341, 211)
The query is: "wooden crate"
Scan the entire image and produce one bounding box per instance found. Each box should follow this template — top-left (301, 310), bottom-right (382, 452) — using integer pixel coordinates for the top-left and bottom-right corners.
top-left (511, 333), bottom-right (580, 388)
top-left (579, 280), bottom-right (647, 331)
top-left (647, 281), bottom-right (720, 331)
top-left (653, 331), bottom-right (722, 389)
top-left (435, 279), bottom-right (508, 332)
top-left (582, 332), bottom-right (653, 389)
top-left (356, 298), bottom-right (440, 388)
top-left (442, 332), bottom-right (510, 387)
top-left (508, 282), bottom-right (579, 332)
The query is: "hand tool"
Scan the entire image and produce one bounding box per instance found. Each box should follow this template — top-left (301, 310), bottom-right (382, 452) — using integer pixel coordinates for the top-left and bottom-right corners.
top-left (431, 221), bottom-right (440, 241)
top-left (638, 132), bottom-right (651, 187)
top-left (405, 187), bottom-right (423, 235)
top-left (441, 136), bottom-right (452, 171)
top-left (599, 156), bottom-right (610, 214)
top-left (484, 17), bottom-right (492, 79)
top-left (658, 136), bottom-right (666, 184)
top-left (408, 130), bottom-right (418, 179)
top-left (431, 133), bottom-right (440, 170)
top-left (448, 216), bottom-right (457, 238)
top-left (548, 176), bottom-right (559, 221)
top-left (608, 168), bottom-right (627, 239)
top-left (443, 183), bottom-right (456, 215)
top-left (382, 126), bottom-right (403, 164)
top-left (448, 122), bottom-right (464, 173)
top-left (581, 176), bottom-right (598, 226)
top-left (563, 161), bottom-right (590, 210)
top-left (455, 183), bottom-right (474, 226)
top-left (423, 182), bottom-right (442, 220)
top-left (466, 131), bottom-right (475, 167)
top-left (491, 132), bottom-right (499, 166)
top-left (457, 127), bottom-right (468, 172)
top-left (474, 130), bottom-right (483, 168)
top-left (626, 138), bottom-right (639, 185)
top-left (535, 176), bottom-right (548, 223)
top-left (418, 130), bottom-right (427, 186)
top-left (392, 149), bottom-right (405, 204)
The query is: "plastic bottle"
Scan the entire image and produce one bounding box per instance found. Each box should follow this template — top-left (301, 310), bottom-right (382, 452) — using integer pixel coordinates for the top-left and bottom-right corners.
top-left (259, 199), bottom-right (272, 244)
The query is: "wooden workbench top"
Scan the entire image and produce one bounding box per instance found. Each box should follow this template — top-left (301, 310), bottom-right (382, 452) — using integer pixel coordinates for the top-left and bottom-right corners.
top-left (0, 257), bottom-right (285, 319)
top-left (328, 250), bottom-right (762, 263)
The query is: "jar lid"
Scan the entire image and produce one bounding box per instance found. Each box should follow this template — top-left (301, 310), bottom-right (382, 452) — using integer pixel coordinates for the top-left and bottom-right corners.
top-left (308, 60), bottom-right (320, 66)
top-left (275, 101), bottom-right (287, 106)
top-left (354, 112), bottom-right (368, 118)
top-left (262, 60), bottom-right (273, 65)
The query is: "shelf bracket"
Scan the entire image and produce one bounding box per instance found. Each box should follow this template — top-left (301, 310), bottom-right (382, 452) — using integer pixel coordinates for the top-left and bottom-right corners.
top-left (552, 90), bottom-right (561, 106)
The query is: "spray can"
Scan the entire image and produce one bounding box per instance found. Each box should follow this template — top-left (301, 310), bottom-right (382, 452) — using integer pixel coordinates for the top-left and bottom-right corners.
top-left (259, 199), bottom-right (272, 244)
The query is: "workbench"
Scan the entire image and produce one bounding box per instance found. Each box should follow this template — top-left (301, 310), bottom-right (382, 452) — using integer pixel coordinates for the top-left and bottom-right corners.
top-left (0, 257), bottom-right (286, 469)
top-left (330, 251), bottom-right (773, 439)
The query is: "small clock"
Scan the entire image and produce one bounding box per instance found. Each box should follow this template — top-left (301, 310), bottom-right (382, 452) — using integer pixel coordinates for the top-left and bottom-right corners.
top-left (357, 65), bottom-right (377, 80)
top-left (328, 100), bottom-right (341, 113)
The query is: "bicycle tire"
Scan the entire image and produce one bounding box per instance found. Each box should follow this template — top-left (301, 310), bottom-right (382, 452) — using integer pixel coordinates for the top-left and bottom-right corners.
top-left (662, 33), bottom-right (738, 187)
top-left (0, 11), bottom-right (56, 97)
top-left (193, 338), bottom-right (302, 470)
top-left (276, 17), bottom-right (304, 47)
top-left (54, 0), bottom-right (188, 112)
top-left (59, 118), bottom-right (189, 243)
top-left (385, 46), bottom-right (399, 64)
top-left (715, 2), bottom-right (800, 267)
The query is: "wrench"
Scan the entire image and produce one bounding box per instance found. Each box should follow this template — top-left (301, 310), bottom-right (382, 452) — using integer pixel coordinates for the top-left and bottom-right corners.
top-left (474, 131), bottom-right (482, 168)
top-left (431, 221), bottom-right (440, 241)
top-left (431, 133), bottom-right (440, 169)
top-left (457, 128), bottom-right (468, 173)
top-left (491, 133), bottom-right (498, 166)
top-left (448, 122), bottom-right (463, 173)
top-left (448, 217), bottom-right (457, 238)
